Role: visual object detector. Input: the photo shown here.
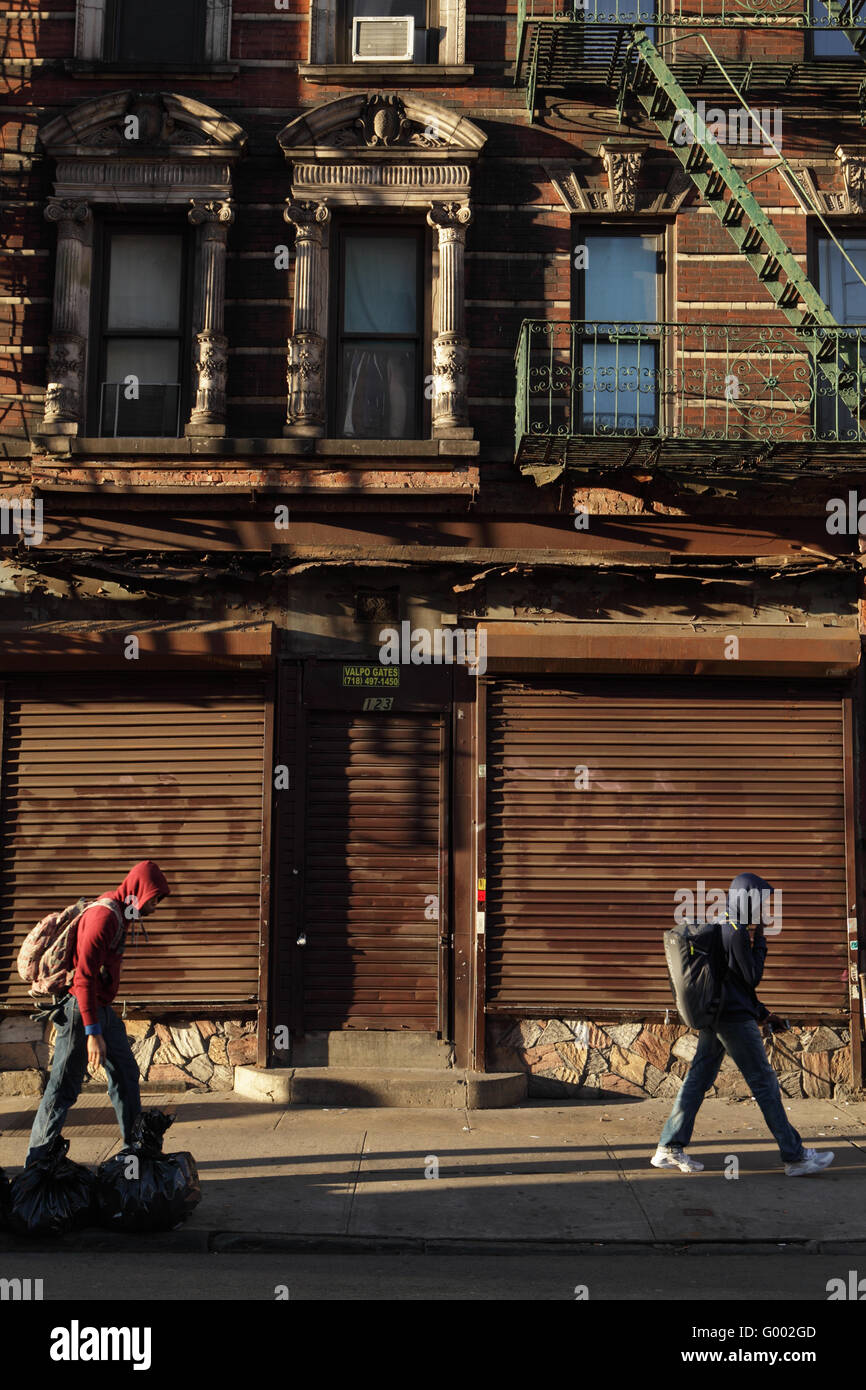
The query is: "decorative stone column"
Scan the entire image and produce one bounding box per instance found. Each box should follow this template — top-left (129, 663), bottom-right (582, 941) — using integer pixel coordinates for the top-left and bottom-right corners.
top-left (186, 199), bottom-right (233, 436)
top-left (284, 199), bottom-right (330, 438)
top-left (427, 200), bottom-right (472, 438)
top-left (41, 199), bottom-right (92, 436)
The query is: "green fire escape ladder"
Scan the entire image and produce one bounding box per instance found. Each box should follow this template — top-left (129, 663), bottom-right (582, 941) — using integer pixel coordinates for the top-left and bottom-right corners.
top-left (623, 27), bottom-right (866, 417)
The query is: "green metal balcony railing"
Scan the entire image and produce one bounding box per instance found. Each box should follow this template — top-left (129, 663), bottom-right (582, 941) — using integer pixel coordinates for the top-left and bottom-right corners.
top-left (514, 319), bottom-right (866, 468)
top-left (516, 0), bottom-right (865, 30)
top-left (515, 0), bottom-right (866, 110)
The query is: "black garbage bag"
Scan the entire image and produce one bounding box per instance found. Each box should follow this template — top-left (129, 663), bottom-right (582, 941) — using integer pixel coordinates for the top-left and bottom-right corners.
top-left (8, 1136), bottom-right (96, 1237)
top-left (96, 1109), bottom-right (201, 1232)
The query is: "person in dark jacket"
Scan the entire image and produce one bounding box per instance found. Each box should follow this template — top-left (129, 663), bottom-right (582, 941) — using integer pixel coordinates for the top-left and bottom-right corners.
top-left (26, 860), bottom-right (170, 1165)
top-left (651, 872), bottom-right (835, 1178)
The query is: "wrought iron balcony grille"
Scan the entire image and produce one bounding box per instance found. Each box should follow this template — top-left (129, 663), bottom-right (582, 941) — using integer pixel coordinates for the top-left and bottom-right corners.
top-left (514, 319), bottom-right (866, 470)
top-left (517, 0), bottom-right (864, 32)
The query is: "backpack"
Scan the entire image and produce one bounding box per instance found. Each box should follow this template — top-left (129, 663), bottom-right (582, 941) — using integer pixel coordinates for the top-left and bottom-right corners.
top-left (663, 919), bottom-right (728, 1029)
top-left (17, 897), bottom-right (125, 999)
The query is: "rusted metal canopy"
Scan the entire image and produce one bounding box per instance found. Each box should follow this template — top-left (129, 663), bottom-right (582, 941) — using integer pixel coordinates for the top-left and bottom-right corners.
top-left (478, 623), bottom-right (861, 677)
top-left (0, 623), bottom-right (275, 671)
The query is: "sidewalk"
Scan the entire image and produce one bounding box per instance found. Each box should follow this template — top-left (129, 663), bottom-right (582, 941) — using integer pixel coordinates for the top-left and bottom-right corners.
top-left (2, 1091), bottom-right (865, 1253)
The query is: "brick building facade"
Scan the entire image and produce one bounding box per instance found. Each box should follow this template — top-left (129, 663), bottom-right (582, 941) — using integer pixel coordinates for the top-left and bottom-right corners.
top-left (1, 0), bottom-right (864, 1099)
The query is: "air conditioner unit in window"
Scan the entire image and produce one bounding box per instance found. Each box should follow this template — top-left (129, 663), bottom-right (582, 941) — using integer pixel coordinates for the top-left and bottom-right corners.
top-left (352, 15), bottom-right (414, 61)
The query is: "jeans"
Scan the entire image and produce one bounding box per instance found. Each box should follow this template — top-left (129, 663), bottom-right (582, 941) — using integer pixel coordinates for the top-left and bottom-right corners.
top-left (26, 995), bottom-right (141, 1165)
top-left (659, 1016), bottom-right (804, 1165)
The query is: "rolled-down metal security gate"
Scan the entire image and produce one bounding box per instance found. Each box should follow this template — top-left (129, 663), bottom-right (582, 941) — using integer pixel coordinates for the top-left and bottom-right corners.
top-left (0, 674), bottom-right (268, 1010)
top-left (485, 679), bottom-right (852, 1022)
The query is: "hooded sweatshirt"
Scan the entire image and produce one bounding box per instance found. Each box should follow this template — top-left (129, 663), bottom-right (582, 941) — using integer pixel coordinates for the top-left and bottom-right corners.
top-left (719, 871), bottom-right (773, 1022)
top-left (71, 860), bottom-right (170, 1034)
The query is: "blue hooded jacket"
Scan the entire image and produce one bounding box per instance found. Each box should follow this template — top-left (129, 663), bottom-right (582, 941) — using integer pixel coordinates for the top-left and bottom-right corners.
top-left (719, 872), bottom-right (774, 1022)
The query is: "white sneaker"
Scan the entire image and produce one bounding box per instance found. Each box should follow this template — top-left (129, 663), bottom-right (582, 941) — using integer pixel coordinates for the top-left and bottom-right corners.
top-left (650, 1144), bottom-right (705, 1173)
top-left (785, 1147), bottom-right (835, 1177)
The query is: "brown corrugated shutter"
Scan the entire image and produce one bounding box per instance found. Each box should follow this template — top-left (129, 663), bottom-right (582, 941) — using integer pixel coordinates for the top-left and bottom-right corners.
top-left (486, 679), bottom-right (849, 1020)
top-left (302, 712), bottom-right (444, 1030)
top-left (0, 675), bottom-right (267, 1008)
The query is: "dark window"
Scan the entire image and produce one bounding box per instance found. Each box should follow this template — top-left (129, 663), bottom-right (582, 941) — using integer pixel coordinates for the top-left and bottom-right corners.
top-left (105, 0), bottom-right (205, 64)
top-left (92, 227), bottom-right (190, 437)
top-left (812, 0), bottom-right (858, 57)
top-left (334, 227), bottom-right (425, 440)
top-left (577, 229), bottom-right (662, 435)
top-left (815, 232), bottom-right (866, 438)
top-left (344, 0), bottom-right (438, 63)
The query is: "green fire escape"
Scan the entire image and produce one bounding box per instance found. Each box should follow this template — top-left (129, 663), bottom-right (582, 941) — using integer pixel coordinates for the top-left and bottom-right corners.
top-left (514, 2), bottom-right (866, 481)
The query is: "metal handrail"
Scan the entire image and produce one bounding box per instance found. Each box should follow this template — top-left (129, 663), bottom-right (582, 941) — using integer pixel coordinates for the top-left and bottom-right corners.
top-left (516, 0), bottom-right (863, 29)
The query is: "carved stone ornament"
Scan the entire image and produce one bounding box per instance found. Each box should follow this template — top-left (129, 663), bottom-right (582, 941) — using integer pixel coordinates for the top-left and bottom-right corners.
top-left (600, 143), bottom-right (646, 214)
top-left (431, 333), bottom-right (469, 429)
top-left (189, 331), bottom-right (228, 424)
top-left (355, 94), bottom-right (411, 147)
top-left (544, 156), bottom-right (689, 216)
top-left (284, 199), bottom-right (331, 236)
top-left (38, 93), bottom-right (247, 209)
top-left (326, 94), bottom-right (449, 150)
top-left (188, 198), bottom-right (235, 227)
top-left (307, 95), bottom-right (450, 151)
top-left (427, 200), bottom-right (472, 234)
top-left (43, 331), bottom-right (86, 427)
top-left (836, 147), bottom-right (866, 215)
top-left (797, 157), bottom-right (866, 216)
top-left (44, 199), bottom-right (91, 229)
top-left (46, 342), bottom-right (83, 379)
top-left (287, 331), bottom-right (325, 432)
top-left (87, 95), bottom-right (218, 149)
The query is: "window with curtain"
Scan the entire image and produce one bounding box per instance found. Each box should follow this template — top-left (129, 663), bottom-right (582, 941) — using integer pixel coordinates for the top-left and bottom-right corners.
top-left (96, 230), bottom-right (187, 437)
top-left (336, 230), bottom-right (423, 440)
top-left (104, 0), bottom-right (205, 63)
top-left (345, 0), bottom-right (436, 63)
top-left (579, 231), bottom-right (660, 435)
top-left (815, 233), bottom-right (866, 438)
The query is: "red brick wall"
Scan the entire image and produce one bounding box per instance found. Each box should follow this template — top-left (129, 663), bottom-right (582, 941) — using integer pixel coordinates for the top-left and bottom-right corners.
top-left (0, 4), bottom-right (854, 459)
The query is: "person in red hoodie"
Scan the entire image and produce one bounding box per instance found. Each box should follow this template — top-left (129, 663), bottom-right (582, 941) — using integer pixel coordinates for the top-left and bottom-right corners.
top-left (26, 860), bottom-right (170, 1165)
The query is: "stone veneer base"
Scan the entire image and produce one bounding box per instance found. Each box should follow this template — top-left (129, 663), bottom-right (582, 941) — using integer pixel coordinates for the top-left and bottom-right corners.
top-left (486, 1017), bottom-right (853, 1100)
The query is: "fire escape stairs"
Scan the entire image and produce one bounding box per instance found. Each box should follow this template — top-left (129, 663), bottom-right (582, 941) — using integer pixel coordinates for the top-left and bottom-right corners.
top-left (621, 26), bottom-right (866, 417)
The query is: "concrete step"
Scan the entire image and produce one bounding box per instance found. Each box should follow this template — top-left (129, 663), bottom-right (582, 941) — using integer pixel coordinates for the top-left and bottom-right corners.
top-left (234, 1066), bottom-right (527, 1108)
top-left (288, 1031), bottom-right (455, 1069)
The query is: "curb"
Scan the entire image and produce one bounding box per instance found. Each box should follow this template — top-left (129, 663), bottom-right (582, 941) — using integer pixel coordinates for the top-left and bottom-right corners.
top-left (3, 1230), bottom-right (866, 1256)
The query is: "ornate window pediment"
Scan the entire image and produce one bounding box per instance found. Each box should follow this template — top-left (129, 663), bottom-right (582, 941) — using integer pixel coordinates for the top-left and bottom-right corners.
top-left (545, 147), bottom-right (692, 218)
top-left (278, 91), bottom-right (484, 206)
top-left (277, 93), bottom-right (485, 443)
top-left (40, 91), bottom-right (246, 202)
top-left (798, 149), bottom-right (866, 216)
top-left (37, 93), bottom-right (246, 440)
